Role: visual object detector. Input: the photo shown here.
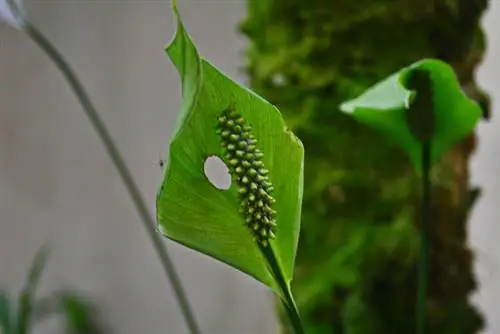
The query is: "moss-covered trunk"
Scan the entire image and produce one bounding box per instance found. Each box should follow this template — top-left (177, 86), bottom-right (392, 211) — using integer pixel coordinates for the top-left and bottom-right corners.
top-left (240, 1), bottom-right (490, 333)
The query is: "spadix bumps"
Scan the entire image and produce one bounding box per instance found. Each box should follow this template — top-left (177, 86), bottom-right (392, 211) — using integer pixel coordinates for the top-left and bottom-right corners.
top-left (216, 107), bottom-right (277, 246)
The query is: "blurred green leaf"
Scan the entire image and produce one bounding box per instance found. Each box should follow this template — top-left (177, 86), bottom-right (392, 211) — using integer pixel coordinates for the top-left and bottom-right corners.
top-left (0, 290), bottom-right (12, 333)
top-left (60, 295), bottom-right (99, 334)
top-left (17, 246), bottom-right (51, 334)
top-left (0, 247), bottom-right (103, 334)
top-left (339, 59), bottom-right (481, 170)
top-left (32, 291), bottom-right (100, 334)
top-left (25, 247), bottom-right (50, 291)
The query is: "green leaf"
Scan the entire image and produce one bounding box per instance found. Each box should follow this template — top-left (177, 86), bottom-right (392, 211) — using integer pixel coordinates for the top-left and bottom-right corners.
top-left (25, 246), bottom-right (50, 291)
top-left (60, 295), bottom-right (100, 334)
top-left (32, 292), bottom-right (101, 334)
top-left (156, 3), bottom-right (304, 298)
top-left (17, 246), bottom-right (51, 334)
top-left (339, 59), bottom-right (481, 170)
top-left (0, 290), bottom-right (12, 333)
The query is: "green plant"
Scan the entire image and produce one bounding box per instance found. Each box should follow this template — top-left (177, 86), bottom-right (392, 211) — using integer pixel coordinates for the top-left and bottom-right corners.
top-left (157, 2), bottom-right (305, 332)
top-left (241, 0), bottom-right (488, 333)
top-left (0, 247), bottom-right (104, 334)
top-left (2, 0), bottom-right (489, 333)
top-left (339, 59), bottom-right (482, 333)
top-left (158, 3), bottom-right (484, 334)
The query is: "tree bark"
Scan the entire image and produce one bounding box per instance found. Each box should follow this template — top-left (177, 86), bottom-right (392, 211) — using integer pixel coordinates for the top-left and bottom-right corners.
top-left (240, 0), bottom-right (490, 333)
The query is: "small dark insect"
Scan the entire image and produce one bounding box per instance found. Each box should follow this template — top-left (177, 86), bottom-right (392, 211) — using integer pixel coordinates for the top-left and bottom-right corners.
top-left (153, 153), bottom-right (165, 169)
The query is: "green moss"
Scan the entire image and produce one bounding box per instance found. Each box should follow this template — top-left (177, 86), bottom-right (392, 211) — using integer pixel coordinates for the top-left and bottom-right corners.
top-left (240, 0), bottom-right (489, 332)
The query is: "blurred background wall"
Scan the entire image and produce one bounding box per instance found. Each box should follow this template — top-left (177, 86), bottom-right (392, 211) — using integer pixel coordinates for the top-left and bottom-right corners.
top-left (0, 1), bottom-right (498, 333)
top-left (471, 1), bottom-right (500, 333)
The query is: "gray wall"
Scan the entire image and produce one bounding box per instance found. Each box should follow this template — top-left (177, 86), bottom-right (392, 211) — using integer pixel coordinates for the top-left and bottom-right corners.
top-left (471, 2), bottom-right (500, 333)
top-left (0, 1), bottom-right (499, 333)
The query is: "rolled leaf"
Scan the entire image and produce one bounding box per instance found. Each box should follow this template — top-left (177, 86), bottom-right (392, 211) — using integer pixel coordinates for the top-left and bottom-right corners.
top-left (340, 59), bottom-right (481, 170)
top-left (156, 4), bottom-right (304, 298)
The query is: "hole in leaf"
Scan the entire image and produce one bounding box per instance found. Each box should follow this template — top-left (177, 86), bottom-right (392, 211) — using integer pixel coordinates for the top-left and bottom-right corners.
top-left (204, 156), bottom-right (231, 190)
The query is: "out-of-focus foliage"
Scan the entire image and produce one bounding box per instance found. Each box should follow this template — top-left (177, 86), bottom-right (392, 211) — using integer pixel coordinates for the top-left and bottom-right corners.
top-left (340, 59), bottom-right (482, 169)
top-left (0, 247), bottom-right (106, 334)
top-left (240, 0), bottom-right (489, 332)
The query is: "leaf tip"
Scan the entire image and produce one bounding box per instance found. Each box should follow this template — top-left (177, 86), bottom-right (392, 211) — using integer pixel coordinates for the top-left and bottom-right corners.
top-left (165, 0), bottom-right (182, 53)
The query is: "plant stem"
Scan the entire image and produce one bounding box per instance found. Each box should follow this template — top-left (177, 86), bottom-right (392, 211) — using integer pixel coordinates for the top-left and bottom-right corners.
top-left (416, 141), bottom-right (431, 334)
top-left (20, 21), bottom-right (201, 334)
top-left (281, 299), bottom-right (305, 334)
top-left (259, 245), bottom-right (305, 334)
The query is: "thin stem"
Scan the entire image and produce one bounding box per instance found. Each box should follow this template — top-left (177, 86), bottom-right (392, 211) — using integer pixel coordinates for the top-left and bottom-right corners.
top-left (20, 21), bottom-right (201, 334)
top-left (259, 245), bottom-right (305, 334)
top-left (416, 141), bottom-right (431, 334)
top-left (281, 300), bottom-right (305, 334)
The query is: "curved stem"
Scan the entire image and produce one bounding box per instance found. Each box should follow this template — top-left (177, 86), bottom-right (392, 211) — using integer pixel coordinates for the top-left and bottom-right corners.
top-left (259, 245), bottom-right (305, 334)
top-left (20, 21), bottom-right (201, 334)
top-left (416, 141), bottom-right (431, 334)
